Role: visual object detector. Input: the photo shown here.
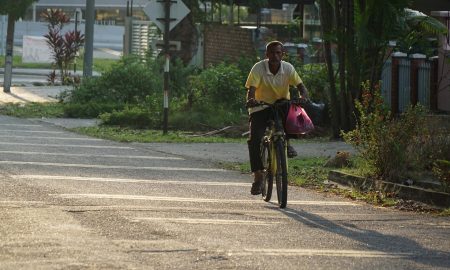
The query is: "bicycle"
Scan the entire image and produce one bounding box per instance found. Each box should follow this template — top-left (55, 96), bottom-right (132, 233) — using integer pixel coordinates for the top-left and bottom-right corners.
top-left (257, 99), bottom-right (290, 208)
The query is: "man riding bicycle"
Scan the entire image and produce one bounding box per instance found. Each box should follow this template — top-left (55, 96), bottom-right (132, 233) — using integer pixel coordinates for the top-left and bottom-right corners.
top-left (245, 40), bottom-right (309, 195)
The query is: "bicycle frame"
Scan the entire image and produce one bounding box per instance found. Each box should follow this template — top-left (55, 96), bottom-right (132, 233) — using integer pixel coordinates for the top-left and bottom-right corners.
top-left (264, 109), bottom-right (287, 173)
top-left (260, 100), bottom-right (289, 208)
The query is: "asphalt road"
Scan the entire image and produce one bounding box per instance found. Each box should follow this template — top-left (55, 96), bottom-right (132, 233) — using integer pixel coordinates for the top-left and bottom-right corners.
top-left (0, 115), bottom-right (449, 269)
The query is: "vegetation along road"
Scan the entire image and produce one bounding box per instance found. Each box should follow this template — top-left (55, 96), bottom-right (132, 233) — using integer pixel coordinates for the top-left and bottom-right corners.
top-left (0, 114), bottom-right (449, 269)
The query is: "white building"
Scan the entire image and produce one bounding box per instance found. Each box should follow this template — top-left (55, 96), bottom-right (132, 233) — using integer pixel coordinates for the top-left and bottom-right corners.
top-left (25, 0), bottom-right (150, 25)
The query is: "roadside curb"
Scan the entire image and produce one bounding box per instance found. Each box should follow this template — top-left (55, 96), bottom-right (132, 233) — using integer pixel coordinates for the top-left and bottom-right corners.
top-left (328, 170), bottom-right (450, 207)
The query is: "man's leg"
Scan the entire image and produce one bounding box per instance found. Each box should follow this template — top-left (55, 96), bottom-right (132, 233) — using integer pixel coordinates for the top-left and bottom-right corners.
top-left (248, 109), bottom-right (270, 195)
top-left (281, 101), bottom-right (298, 158)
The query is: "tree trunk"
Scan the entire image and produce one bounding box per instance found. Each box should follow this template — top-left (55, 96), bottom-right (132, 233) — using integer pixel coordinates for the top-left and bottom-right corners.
top-left (335, 0), bottom-right (350, 131)
top-left (3, 15), bottom-right (15, 93)
top-left (319, 0), bottom-right (340, 138)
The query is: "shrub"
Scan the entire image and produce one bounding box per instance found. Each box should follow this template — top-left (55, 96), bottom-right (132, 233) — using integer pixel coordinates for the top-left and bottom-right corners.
top-left (433, 160), bottom-right (450, 192)
top-left (188, 62), bottom-right (247, 112)
top-left (342, 81), bottom-right (440, 182)
top-left (63, 102), bottom-right (124, 118)
top-left (100, 106), bottom-right (160, 129)
top-left (68, 56), bottom-right (161, 105)
top-left (170, 107), bottom-right (245, 132)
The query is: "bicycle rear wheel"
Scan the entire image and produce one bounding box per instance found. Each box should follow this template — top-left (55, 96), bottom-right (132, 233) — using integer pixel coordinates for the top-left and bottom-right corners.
top-left (275, 140), bottom-right (288, 208)
top-left (260, 139), bottom-right (273, 202)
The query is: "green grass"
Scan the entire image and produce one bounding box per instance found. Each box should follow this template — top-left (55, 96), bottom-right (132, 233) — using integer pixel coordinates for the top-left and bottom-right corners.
top-left (72, 126), bottom-right (247, 143)
top-left (0, 102), bottom-right (65, 118)
top-left (438, 208), bottom-right (450, 217)
top-left (226, 156), bottom-right (402, 207)
top-left (0, 55), bottom-right (118, 72)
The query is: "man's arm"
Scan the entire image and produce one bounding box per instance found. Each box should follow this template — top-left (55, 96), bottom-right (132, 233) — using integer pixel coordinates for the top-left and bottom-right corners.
top-left (247, 86), bottom-right (256, 100)
top-left (296, 83), bottom-right (309, 100)
top-left (246, 86), bottom-right (257, 106)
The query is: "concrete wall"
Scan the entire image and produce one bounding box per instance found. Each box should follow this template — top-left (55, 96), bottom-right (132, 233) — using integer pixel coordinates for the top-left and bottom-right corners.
top-left (203, 24), bottom-right (255, 67)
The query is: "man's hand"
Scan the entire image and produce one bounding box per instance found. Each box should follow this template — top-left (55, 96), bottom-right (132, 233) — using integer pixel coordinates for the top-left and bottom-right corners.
top-left (246, 98), bottom-right (259, 108)
top-left (291, 96), bottom-right (310, 105)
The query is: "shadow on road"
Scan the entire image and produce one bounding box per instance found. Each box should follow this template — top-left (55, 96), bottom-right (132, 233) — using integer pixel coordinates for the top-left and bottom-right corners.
top-left (271, 206), bottom-right (450, 268)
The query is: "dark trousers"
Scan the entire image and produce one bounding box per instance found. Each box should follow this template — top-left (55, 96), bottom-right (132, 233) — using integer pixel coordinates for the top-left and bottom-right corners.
top-left (247, 103), bottom-right (291, 173)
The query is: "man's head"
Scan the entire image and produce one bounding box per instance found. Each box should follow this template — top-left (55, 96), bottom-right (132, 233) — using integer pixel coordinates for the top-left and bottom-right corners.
top-left (265, 41), bottom-right (284, 65)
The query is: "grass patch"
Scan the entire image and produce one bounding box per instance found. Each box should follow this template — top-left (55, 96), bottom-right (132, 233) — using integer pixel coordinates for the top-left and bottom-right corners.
top-left (230, 157), bottom-right (329, 187)
top-left (438, 208), bottom-right (450, 217)
top-left (0, 102), bottom-right (65, 118)
top-left (227, 156), bottom-right (401, 207)
top-left (71, 126), bottom-right (247, 143)
top-left (0, 55), bottom-right (118, 72)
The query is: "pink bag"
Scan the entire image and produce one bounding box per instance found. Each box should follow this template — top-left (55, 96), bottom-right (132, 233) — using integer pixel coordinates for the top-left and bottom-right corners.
top-left (285, 103), bottom-right (315, 134)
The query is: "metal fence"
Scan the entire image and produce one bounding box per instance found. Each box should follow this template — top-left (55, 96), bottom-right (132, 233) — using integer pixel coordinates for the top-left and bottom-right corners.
top-left (380, 55), bottom-right (435, 113)
top-left (418, 61), bottom-right (431, 109)
top-left (398, 58), bottom-right (411, 112)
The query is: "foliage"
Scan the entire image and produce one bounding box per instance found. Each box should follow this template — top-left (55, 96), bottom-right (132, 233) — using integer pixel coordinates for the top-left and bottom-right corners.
top-left (0, 102), bottom-right (64, 118)
top-left (0, 0), bottom-right (36, 17)
top-left (42, 9), bottom-right (85, 85)
top-left (433, 160), bottom-right (450, 192)
top-left (99, 106), bottom-right (160, 129)
top-left (63, 102), bottom-right (124, 118)
top-left (170, 107), bottom-right (245, 131)
top-left (317, 0), bottom-right (447, 137)
top-left (341, 81), bottom-right (449, 183)
top-left (69, 56), bottom-right (161, 105)
top-left (187, 62), bottom-right (247, 112)
top-left (396, 9), bottom-right (448, 56)
top-left (72, 126), bottom-right (245, 143)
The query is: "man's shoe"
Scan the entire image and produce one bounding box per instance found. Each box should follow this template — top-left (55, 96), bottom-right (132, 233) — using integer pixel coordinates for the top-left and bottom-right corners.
top-left (250, 171), bottom-right (263, 195)
top-left (287, 145), bottom-right (298, 158)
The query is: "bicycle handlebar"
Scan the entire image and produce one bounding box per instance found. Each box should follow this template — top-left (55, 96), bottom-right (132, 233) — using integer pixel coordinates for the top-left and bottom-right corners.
top-left (246, 98), bottom-right (310, 108)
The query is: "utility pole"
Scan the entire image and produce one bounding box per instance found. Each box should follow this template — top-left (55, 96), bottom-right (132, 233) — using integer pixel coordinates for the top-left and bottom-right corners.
top-left (83, 0), bottom-right (95, 77)
top-left (162, 0), bottom-right (171, 135)
top-left (3, 15), bottom-right (14, 93)
top-left (228, 0), bottom-right (233, 26)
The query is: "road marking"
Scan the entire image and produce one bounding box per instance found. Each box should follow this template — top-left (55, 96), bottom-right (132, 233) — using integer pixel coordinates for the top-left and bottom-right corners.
top-left (51, 193), bottom-right (359, 205)
top-left (0, 129), bottom-right (64, 134)
top-left (0, 124), bottom-right (42, 127)
top-left (0, 161), bottom-right (226, 172)
top-left (0, 142), bottom-right (132, 149)
top-left (0, 151), bottom-right (183, 160)
top-left (0, 135), bottom-right (103, 141)
top-left (132, 217), bottom-right (279, 225)
top-left (17, 175), bottom-right (246, 186)
top-left (222, 248), bottom-right (412, 258)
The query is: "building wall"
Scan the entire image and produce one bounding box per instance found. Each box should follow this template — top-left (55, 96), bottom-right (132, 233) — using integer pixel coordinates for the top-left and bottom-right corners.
top-left (203, 24), bottom-right (255, 67)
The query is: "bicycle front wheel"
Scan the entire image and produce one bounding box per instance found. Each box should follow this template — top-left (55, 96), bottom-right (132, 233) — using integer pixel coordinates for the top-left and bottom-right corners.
top-left (260, 139), bottom-right (273, 202)
top-left (275, 140), bottom-right (288, 208)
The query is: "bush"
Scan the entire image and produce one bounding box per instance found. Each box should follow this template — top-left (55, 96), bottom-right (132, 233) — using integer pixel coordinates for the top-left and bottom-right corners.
top-left (188, 62), bottom-right (247, 112)
top-left (170, 107), bottom-right (245, 132)
top-left (433, 160), bottom-right (450, 192)
top-left (68, 56), bottom-right (161, 105)
top-left (341, 81), bottom-right (447, 183)
top-left (100, 106), bottom-right (161, 129)
top-left (63, 102), bottom-right (124, 118)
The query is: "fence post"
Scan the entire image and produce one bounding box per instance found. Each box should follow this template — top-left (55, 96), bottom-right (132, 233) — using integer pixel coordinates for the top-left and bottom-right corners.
top-left (429, 56), bottom-right (439, 111)
top-left (391, 52), bottom-right (407, 115)
top-left (409, 53), bottom-right (426, 106)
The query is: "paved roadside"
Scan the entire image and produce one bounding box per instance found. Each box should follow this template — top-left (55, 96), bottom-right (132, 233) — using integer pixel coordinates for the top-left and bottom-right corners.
top-left (0, 85), bottom-right (70, 104)
top-left (1, 85), bottom-right (355, 163)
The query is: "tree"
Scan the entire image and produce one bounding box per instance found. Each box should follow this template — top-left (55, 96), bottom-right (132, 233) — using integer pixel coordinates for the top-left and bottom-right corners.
top-left (317, 0), bottom-right (435, 137)
top-left (0, 0), bottom-right (36, 93)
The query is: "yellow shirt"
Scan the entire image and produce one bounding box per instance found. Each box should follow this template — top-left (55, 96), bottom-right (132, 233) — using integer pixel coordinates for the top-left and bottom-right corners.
top-left (245, 59), bottom-right (303, 105)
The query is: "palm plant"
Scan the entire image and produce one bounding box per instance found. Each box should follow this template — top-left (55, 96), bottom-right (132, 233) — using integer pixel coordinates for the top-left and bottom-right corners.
top-left (318, 0), bottom-right (446, 137)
